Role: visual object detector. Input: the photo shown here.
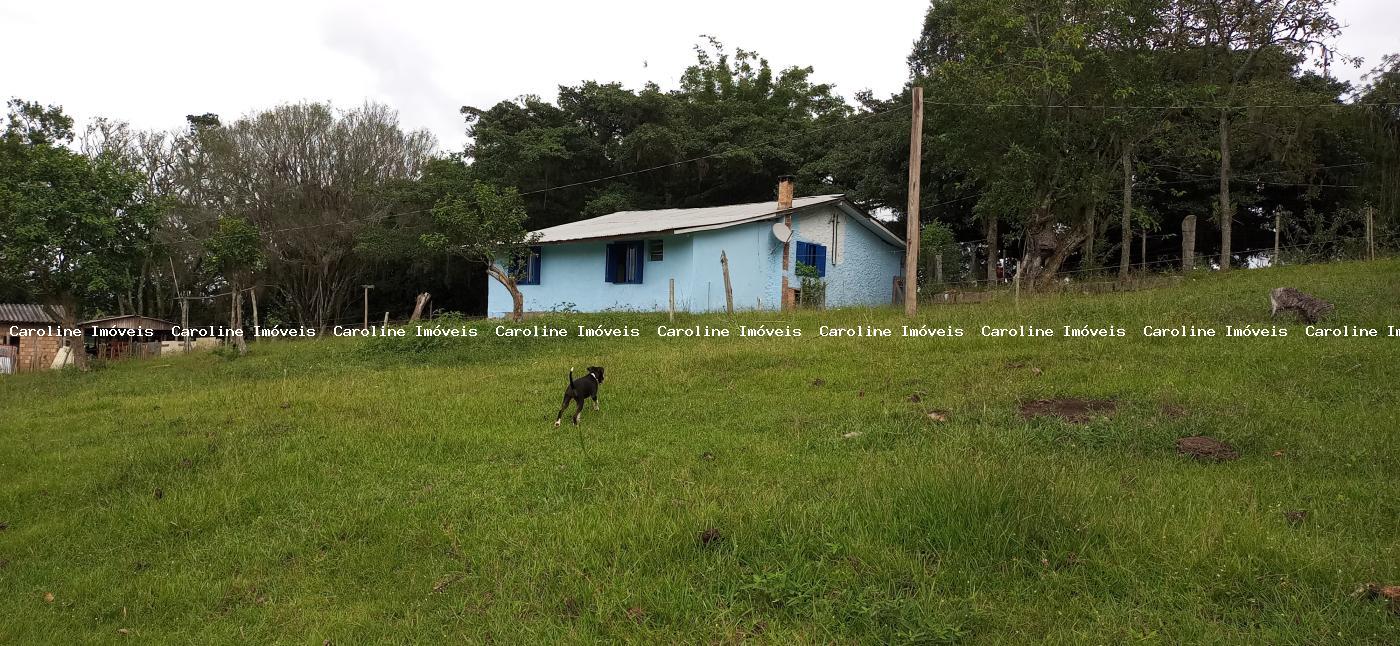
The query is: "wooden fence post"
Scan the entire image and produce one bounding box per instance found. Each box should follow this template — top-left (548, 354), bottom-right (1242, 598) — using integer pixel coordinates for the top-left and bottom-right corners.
top-left (1182, 215), bottom-right (1197, 272)
top-left (1013, 269), bottom-right (1021, 311)
top-left (1372, 204), bottom-right (1383, 259)
top-left (1274, 211), bottom-right (1282, 266)
top-left (668, 278), bottom-right (675, 322)
top-left (249, 288), bottom-right (259, 340)
top-left (720, 251), bottom-right (734, 315)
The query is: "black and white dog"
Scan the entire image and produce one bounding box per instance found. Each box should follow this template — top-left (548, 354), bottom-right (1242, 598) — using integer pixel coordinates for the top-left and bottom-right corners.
top-left (554, 366), bottom-right (605, 427)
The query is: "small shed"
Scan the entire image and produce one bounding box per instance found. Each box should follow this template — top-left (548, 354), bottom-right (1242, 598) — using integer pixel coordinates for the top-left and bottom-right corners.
top-left (81, 315), bottom-right (177, 361)
top-left (0, 304), bottom-right (71, 374)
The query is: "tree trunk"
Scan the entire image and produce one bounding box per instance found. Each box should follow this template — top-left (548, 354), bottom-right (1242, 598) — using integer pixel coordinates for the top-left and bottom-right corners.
top-left (1119, 144), bottom-right (1133, 281)
top-left (1219, 109), bottom-right (1233, 270)
top-left (934, 252), bottom-right (944, 285)
top-left (486, 265), bottom-right (524, 322)
top-left (409, 292), bottom-right (431, 322)
top-left (230, 280), bottom-right (247, 355)
top-left (1084, 205), bottom-right (1096, 271)
top-left (985, 217), bottom-right (999, 284)
top-left (1034, 223), bottom-right (1089, 290)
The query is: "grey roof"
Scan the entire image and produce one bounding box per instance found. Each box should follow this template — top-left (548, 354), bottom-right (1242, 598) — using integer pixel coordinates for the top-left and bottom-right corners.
top-left (533, 194), bottom-right (854, 244)
top-left (80, 314), bottom-right (176, 329)
top-left (0, 304), bottom-right (67, 324)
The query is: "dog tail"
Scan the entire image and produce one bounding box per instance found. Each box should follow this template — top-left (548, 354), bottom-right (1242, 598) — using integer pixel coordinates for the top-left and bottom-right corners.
top-left (568, 367), bottom-right (574, 385)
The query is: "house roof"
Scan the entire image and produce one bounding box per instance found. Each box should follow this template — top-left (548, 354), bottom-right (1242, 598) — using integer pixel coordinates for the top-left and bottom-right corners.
top-left (0, 304), bottom-right (67, 324)
top-left (530, 194), bottom-right (905, 248)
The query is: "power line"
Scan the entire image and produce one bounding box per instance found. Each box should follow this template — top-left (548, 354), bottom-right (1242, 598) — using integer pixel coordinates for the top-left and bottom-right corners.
top-left (923, 100), bottom-right (1400, 110)
top-left (515, 100), bottom-right (915, 197)
top-left (177, 102), bottom-right (916, 246)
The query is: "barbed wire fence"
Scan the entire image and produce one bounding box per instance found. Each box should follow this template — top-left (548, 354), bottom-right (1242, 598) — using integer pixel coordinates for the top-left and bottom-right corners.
top-left (919, 229), bottom-right (1398, 305)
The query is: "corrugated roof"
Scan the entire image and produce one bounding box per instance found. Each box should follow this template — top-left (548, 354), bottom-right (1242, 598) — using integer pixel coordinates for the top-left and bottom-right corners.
top-left (80, 314), bottom-right (176, 329)
top-left (0, 304), bottom-right (67, 324)
top-left (532, 194), bottom-right (848, 244)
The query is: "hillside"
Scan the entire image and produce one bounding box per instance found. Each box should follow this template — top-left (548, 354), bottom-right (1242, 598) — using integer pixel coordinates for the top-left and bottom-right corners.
top-left (3, 260), bottom-right (1399, 643)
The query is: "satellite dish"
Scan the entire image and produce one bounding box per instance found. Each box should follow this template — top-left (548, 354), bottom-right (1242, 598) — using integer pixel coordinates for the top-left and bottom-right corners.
top-left (771, 222), bottom-right (792, 243)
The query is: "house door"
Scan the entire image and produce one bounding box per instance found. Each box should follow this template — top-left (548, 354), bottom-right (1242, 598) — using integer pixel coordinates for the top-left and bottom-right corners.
top-left (0, 345), bottom-right (15, 375)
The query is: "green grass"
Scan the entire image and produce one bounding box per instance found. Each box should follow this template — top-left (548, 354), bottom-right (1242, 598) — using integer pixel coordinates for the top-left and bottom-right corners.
top-left (3, 259), bottom-right (1399, 643)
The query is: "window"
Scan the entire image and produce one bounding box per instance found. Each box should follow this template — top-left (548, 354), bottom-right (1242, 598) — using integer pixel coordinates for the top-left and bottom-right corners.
top-left (648, 239), bottom-right (664, 261)
top-left (510, 246), bottom-right (542, 285)
top-left (795, 241), bottom-right (827, 277)
top-left (605, 241), bottom-right (645, 284)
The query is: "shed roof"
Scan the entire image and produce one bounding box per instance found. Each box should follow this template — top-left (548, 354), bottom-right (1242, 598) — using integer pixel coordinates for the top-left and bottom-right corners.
top-left (530, 194), bottom-right (904, 247)
top-left (80, 314), bottom-right (176, 330)
top-left (0, 304), bottom-right (67, 324)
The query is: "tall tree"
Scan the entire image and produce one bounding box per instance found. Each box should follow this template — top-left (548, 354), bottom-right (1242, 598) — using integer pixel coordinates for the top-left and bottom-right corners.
top-left (1178, 0), bottom-right (1345, 268)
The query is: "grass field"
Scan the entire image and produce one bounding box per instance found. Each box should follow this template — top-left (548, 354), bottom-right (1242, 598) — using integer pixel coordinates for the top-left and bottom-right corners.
top-left (3, 260), bottom-right (1399, 643)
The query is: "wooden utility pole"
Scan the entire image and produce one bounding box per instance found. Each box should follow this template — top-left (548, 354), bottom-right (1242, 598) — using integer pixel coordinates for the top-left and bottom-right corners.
top-left (360, 284), bottom-right (374, 329)
top-left (1274, 211), bottom-right (1282, 266)
top-left (720, 252), bottom-right (734, 315)
top-left (179, 293), bottom-right (191, 353)
top-left (904, 85), bottom-right (924, 317)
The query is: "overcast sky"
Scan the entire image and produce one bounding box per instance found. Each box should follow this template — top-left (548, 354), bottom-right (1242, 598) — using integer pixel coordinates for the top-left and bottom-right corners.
top-left (2, 0), bottom-right (1396, 152)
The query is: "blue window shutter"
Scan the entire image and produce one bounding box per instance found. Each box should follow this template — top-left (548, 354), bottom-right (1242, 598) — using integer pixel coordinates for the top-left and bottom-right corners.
top-left (815, 244), bottom-right (826, 277)
top-left (795, 241), bottom-right (808, 268)
top-left (630, 241), bottom-right (644, 283)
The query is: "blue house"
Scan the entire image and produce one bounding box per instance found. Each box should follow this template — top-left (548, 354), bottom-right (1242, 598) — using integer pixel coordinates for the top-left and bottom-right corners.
top-left (487, 179), bottom-right (905, 317)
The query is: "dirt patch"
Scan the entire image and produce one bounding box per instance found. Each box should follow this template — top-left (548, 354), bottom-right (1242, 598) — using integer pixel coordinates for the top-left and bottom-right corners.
top-left (926, 410), bottom-right (950, 423)
top-left (908, 393), bottom-right (923, 403)
top-left (1362, 583), bottom-right (1400, 614)
top-left (1175, 436), bottom-right (1239, 462)
top-left (1019, 398), bottom-right (1117, 423)
top-left (810, 378), bottom-right (826, 387)
top-left (698, 528), bottom-right (723, 546)
top-left (1283, 510), bottom-right (1309, 525)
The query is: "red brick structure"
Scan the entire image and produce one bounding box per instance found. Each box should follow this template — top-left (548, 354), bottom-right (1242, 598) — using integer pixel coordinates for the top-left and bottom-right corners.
top-left (0, 304), bottom-right (71, 374)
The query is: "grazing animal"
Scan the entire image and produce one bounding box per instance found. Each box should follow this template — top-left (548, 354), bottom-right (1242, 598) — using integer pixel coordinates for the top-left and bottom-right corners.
top-left (1270, 287), bottom-right (1334, 323)
top-left (554, 366), bottom-right (605, 427)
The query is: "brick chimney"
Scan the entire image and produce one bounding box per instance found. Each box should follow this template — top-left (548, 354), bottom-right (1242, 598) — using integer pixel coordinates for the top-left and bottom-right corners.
top-left (777, 175), bottom-right (795, 211)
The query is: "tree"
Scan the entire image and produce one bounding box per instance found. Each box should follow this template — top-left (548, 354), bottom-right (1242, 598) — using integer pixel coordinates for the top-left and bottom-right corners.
top-left (203, 217), bottom-right (261, 354)
top-left (1178, 0), bottom-right (1346, 268)
top-left (920, 219), bottom-right (957, 286)
top-left (420, 183), bottom-right (536, 321)
top-left (462, 39), bottom-right (852, 230)
top-left (0, 99), bottom-right (155, 369)
top-left (153, 102), bottom-right (435, 329)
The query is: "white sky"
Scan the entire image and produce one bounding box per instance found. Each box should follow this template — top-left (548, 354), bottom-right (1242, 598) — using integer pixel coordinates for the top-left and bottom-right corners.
top-left (2, 0), bottom-right (1396, 153)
